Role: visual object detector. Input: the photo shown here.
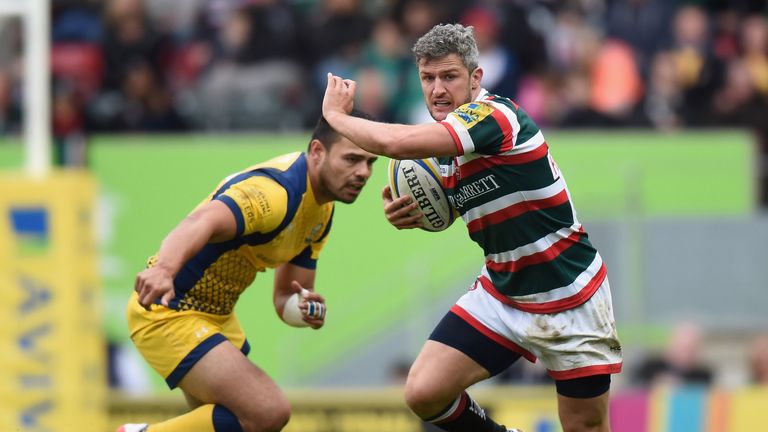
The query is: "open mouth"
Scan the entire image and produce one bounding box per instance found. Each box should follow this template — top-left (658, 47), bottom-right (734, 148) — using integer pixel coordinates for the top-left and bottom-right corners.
top-left (346, 183), bottom-right (364, 193)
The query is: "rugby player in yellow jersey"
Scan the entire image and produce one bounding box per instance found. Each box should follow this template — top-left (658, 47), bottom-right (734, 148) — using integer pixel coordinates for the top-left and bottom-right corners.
top-left (117, 111), bottom-right (378, 432)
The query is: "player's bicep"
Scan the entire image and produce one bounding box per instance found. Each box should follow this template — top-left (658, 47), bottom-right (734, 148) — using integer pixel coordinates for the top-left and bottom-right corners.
top-left (187, 200), bottom-right (238, 243)
top-left (442, 103), bottom-right (507, 155)
top-left (388, 123), bottom-right (459, 159)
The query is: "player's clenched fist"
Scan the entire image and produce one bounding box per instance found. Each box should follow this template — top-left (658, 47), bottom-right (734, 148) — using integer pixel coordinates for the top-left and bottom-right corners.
top-left (135, 266), bottom-right (176, 310)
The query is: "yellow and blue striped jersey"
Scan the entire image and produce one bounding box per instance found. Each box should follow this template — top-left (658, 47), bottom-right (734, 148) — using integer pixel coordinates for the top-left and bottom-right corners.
top-left (146, 152), bottom-right (334, 315)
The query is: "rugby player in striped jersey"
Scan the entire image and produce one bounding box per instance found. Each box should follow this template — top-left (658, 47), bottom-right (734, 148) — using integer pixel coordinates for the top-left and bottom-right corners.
top-left (323, 23), bottom-right (622, 432)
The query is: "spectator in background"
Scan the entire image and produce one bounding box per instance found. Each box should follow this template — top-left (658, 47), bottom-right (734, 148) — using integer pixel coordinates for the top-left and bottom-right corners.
top-left (740, 15), bottom-right (768, 96)
top-left (0, 16), bottom-right (21, 135)
top-left (195, 0), bottom-right (311, 130)
top-left (52, 81), bottom-right (88, 166)
top-left (460, 6), bottom-right (519, 98)
top-left (36, 0), bottom-right (768, 180)
top-left (669, 4), bottom-right (725, 126)
top-left (120, 61), bottom-right (186, 131)
top-left (709, 58), bottom-right (768, 127)
top-left (309, 0), bottom-right (374, 120)
top-left (748, 335), bottom-right (768, 385)
top-left (711, 8), bottom-right (741, 61)
top-left (0, 69), bottom-right (20, 134)
top-left (494, 0), bottom-right (547, 78)
top-left (354, 18), bottom-right (412, 123)
top-left (588, 39), bottom-right (644, 125)
top-left (52, 0), bottom-right (103, 43)
top-left (637, 51), bottom-right (684, 130)
top-left (632, 322), bottom-right (714, 387)
top-left (90, 0), bottom-right (174, 131)
top-left (538, 7), bottom-right (604, 126)
top-left (310, 0), bottom-right (373, 64)
top-left (100, 0), bottom-right (165, 91)
top-left (391, 0), bottom-right (445, 124)
top-left (604, 0), bottom-right (676, 76)
top-left (394, 0), bottom-right (445, 45)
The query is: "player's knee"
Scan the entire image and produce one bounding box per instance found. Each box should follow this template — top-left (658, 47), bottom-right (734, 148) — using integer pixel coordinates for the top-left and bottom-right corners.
top-left (240, 396), bottom-right (291, 432)
top-left (404, 376), bottom-right (442, 417)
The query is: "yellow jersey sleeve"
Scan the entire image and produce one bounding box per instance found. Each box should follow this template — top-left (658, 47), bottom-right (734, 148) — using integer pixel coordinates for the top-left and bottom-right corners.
top-left (215, 176), bottom-right (288, 236)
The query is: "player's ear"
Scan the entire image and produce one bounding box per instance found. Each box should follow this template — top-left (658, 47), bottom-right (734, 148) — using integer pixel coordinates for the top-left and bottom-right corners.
top-left (308, 139), bottom-right (326, 162)
top-left (471, 67), bottom-right (483, 90)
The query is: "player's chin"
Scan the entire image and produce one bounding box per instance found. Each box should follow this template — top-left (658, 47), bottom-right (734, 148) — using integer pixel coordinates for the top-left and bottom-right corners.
top-left (430, 105), bottom-right (453, 121)
top-left (336, 187), bottom-right (362, 203)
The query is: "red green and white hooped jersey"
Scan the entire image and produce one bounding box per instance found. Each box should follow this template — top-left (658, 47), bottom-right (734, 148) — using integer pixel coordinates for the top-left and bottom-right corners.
top-left (438, 89), bottom-right (606, 314)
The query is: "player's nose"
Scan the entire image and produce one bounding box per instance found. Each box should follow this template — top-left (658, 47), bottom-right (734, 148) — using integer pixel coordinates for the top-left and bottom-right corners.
top-left (355, 162), bottom-right (373, 179)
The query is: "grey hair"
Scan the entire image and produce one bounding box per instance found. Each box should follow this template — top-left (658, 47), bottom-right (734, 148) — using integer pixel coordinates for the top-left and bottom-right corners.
top-left (412, 23), bottom-right (479, 72)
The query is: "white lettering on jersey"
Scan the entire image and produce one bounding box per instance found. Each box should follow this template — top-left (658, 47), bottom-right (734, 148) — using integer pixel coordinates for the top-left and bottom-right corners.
top-left (547, 152), bottom-right (561, 181)
top-left (448, 174), bottom-right (502, 209)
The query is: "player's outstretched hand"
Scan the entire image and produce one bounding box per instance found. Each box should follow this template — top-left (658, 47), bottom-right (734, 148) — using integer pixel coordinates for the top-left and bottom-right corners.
top-left (135, 266), bottom-right (176, 310)
top-left (382, 185), bottom-right (423, 230)
top-left (291, 280), bottom-right (327, 330)
top-left (322, 73), bottom-right (356, 119)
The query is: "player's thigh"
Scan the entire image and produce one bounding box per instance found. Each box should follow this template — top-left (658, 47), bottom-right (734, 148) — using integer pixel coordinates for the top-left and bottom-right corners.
top-left (406, 340), bottom-right (490, 403)
top-left (556, 391), bottom-right (610, 432)
top-left (178, 341), bottom-right (288, 421)
top-left (516, 281), bottom-right (623, 379)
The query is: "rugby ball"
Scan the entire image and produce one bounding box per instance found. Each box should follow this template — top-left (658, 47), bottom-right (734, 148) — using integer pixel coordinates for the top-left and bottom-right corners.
top-left (388, 157), bottom-right (454, 232)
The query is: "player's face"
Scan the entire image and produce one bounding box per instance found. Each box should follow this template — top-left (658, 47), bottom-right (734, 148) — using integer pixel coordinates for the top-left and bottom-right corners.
top-left (418, 54), bottom-right (483, 121)
top-left (317, 138), bottom-right (378, 204)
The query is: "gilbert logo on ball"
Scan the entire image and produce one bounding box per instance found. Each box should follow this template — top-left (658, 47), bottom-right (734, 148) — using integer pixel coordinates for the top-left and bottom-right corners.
top-left (388, 157), bottom-right (454, 232)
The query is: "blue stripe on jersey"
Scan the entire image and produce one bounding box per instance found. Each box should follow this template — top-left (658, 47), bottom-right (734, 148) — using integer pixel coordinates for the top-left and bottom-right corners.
top-left (289, 206), bottom-right (334, 270)
top-left (240, 155), bottom-right (307, 245)
top-left (169, 240), bottom-right (240, 308)
top-left (169, 154), bottom-right (309, 304)
top-left (316, 207), bottom-right (334, 243)
top-left (290, 246), bottom-right (316, 269)
top-left (215, 195), bottom-right (244, 236)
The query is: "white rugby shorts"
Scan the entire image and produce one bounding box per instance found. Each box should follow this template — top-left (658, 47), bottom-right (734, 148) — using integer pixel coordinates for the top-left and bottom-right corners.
top-left (452, 278), bottom-right (623, 380)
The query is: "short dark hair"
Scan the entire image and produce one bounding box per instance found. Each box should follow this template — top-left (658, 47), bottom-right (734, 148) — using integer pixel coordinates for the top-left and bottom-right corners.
top-left (309, 109), bottom-right (375, 150)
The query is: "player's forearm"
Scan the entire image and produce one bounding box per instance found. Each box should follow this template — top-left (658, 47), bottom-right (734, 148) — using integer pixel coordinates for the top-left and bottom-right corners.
top-left (273, 263), bottom-right (315, 315)
top-left (153, 215), bottom-right (215, 277)
top-left (325, 111), bottom-right (457, 159)
top-left (324, 111), bottom-right (400, 156)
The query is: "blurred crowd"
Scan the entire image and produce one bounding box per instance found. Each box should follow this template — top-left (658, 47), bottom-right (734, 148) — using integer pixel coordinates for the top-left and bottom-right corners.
top-left (0, 0), bottom-right (766, 135)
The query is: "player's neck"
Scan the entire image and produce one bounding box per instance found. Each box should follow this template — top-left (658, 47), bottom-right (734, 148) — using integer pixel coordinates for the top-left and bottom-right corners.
top-left (306, 170), bottom-right (331, 205)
